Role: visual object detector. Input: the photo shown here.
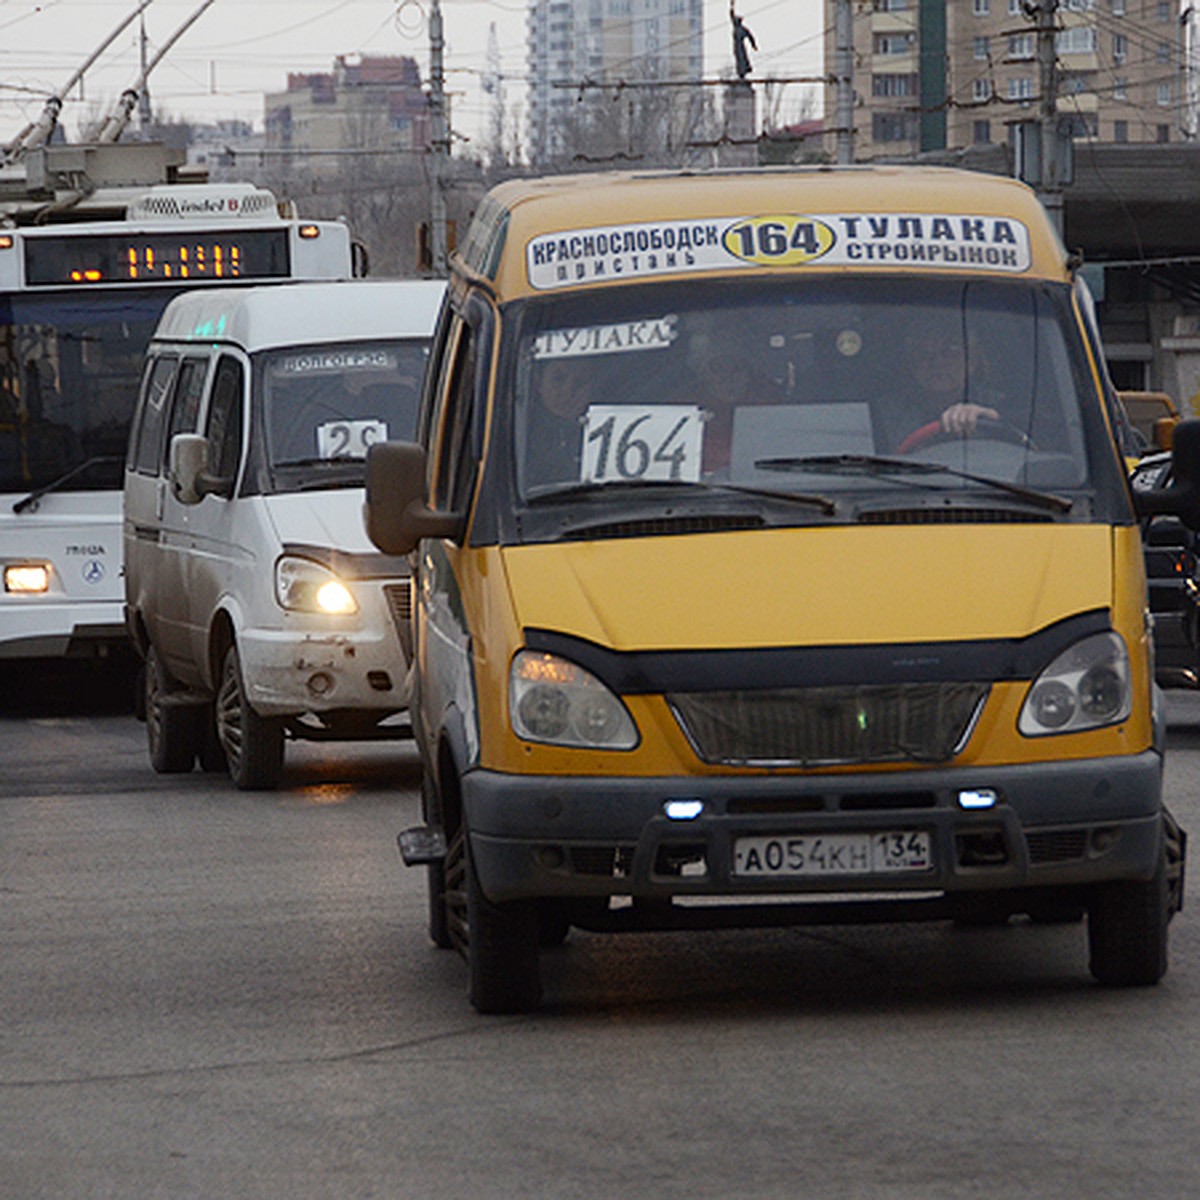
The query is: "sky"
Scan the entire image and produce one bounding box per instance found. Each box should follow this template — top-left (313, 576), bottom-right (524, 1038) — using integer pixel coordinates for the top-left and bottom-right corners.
top-left (0, 0), bottom-right (827, 156)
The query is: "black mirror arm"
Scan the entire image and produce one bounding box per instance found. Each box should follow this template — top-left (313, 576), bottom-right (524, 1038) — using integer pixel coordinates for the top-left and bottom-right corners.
top-left (406, 505), bottom-right (464, 543)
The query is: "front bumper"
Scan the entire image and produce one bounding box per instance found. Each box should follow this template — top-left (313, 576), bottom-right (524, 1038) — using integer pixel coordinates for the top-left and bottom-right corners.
top-left (463, 751), bottom-right (1166, 906)
top-left (239, 625), bottom-right (409, 717)
top-left (0, 598), bottom-right (127, 660)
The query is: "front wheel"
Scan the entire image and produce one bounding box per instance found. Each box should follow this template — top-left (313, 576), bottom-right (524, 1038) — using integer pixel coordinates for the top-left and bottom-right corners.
top-left (465, 834), bottom-right (542, 1014)
top-left (215, 644), bottom-right (284, 790)
top-left (1087, 851), bottom-right (1169, 987)
top-left (145, 645), bottom-right (197, 774)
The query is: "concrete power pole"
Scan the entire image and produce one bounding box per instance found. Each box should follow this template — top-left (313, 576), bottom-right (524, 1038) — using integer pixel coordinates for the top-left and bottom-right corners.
top-left (138, 13), bottom-right (153, 134)
top-left (1035, 0), bottom-right (1064, 236)
top-left (428, 0), bottom-right (450, 275)
top-left (834, 0), bottom-right (854, 164)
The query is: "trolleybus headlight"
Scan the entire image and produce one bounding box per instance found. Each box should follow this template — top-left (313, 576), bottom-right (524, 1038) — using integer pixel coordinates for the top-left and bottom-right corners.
top-left (274, 556), bottom-right (357, 615)
top-left (5, 564), bottom-right (50, 594)
top-left (1018, 632), bottom-right (1131, 736)
top-left (510, 649), bottom-right (638, 750)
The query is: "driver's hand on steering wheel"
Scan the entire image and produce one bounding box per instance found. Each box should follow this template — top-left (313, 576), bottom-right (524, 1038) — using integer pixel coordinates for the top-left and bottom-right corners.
top-left (941, 402), bottom-right (1000, 436)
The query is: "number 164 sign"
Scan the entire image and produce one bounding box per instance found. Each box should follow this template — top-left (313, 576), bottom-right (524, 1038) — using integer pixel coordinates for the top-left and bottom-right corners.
top-left (581, 405), bottom-right (704, 483)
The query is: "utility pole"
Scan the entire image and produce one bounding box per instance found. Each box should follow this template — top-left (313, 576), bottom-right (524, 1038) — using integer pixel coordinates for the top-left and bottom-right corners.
top-left (1035, 0), bottom-right (1064, 235)
top-left (834, 0), bottom-right (854, 164)
top-left (138, 12), bottom-right (153, 135)
top-left (428, 0), bottom-right (450, 276)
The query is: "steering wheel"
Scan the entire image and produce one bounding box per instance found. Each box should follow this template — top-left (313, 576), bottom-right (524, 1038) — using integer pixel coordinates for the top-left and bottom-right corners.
top-left (897, 415), bottom-right (1034, 455)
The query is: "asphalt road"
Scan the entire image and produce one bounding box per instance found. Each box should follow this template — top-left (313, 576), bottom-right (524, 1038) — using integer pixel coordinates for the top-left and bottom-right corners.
top-left (2, 664), bottom-right (1199, 1199)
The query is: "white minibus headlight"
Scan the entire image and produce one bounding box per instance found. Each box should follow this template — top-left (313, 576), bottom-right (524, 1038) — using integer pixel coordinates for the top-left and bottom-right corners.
top-left (274, 556), bottom-right (358, 615)
top-left (1018, 632), bottom-right (1131, 736)
top-left (5, 564), bottom-right (50, 594)
top-left (510, 650), bottom-right (638, 750)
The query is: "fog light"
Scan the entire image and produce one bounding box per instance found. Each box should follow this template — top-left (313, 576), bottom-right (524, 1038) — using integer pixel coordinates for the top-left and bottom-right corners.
top-left (307, 671), bottom-right (334, 697)
top-left (958, 788), bottom-right (998, 810)
top-left (5, 564), bottom-right (50, 593)
top-left (664, 799), bottom-right (705, 821)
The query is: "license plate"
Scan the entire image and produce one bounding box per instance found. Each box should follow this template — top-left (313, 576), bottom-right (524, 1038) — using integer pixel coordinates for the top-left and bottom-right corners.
top-left (733, 831), bottom-right (932, 878)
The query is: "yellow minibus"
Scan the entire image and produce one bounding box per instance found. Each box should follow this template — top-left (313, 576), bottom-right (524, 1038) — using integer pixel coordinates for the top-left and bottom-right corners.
top-left (367, 166), bottom-right (1197, 1012)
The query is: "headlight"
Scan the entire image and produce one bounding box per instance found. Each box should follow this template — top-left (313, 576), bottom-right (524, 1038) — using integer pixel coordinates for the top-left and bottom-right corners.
top-left (510, 649), bottom-right (638, 749)
top-left (274, 556), bottom-right (358, 615)
top-left (1018, 631), bottom-right (1131, 736)
top-left (5, 564), bottom-right (50, 594)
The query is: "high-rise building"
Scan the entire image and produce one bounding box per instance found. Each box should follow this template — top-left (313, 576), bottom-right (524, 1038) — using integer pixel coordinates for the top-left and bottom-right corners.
top-left (825, 1), bottom-right (1190, 161)
top-left (527, 0), bottom-right (705, 165)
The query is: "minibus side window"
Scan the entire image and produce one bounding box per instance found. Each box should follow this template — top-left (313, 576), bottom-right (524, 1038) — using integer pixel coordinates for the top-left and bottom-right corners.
top-left (204, 355), bottom-right (244, 492)
top-left (417, 303), bottom-right (457, 448)
top-left (430, 319), bottom-right (479, 516)
top-left (130, 354), bottom-right (178, 475)
top-left (161, 356), bottom-right (210, 475)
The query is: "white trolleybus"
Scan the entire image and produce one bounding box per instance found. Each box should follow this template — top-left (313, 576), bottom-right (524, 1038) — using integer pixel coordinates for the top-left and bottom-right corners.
top-left (0, 165), bottom-right (356, 663)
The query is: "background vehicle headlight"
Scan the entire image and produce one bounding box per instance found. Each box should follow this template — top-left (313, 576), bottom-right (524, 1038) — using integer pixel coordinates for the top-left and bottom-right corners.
top-left (1018, 632), bottom-right (1131, 736)
top-left (510, 650), bottom-right (638, 749)
top-left (275, 556), bottom-right (358, 615)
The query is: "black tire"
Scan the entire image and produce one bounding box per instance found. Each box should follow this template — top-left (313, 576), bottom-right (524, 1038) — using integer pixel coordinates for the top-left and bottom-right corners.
top-left (215, 644), bottom-right (284, 791)
top-left (422, 774), bottom-right (454, 949)
top-left (428, 862), bottom-right (453, 950)
top-left (196, 704), bottom-right (228, 774)
top-left (1088, 850), bottom-right (1170, 987)
top-left (133, 661), bottom-right (147, 723)
top-left (538, 900), bottom-right (572, 948)
top-left (466, 834), bottom-right (542, 1014)
top-left (145, 645), bottom-right (197, 774)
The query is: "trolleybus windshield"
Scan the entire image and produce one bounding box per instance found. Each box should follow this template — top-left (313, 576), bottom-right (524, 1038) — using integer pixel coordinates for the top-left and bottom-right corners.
top-left (0, 289), bottom-right (171, 493)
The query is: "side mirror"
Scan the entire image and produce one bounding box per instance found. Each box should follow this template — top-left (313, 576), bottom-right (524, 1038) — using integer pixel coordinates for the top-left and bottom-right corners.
top-left (365, 441), bottom-right (462, 555)
top-left (169, 433), bottom-right (230, 505)
top-left (1135, 419), bottom-right (1200, 530)
top-left (169, 434), bottom-right (208, 505)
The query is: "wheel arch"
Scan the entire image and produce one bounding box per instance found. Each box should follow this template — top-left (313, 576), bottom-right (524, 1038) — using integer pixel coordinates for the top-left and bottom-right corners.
top-left (432, 705), bottom-right (473, 837)
top-left (207, 608), bottom-right (237, 693)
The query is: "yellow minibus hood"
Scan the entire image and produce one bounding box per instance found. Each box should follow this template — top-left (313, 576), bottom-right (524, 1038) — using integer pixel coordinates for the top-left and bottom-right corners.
top-left (502, 524), bottom-right (1113, 651)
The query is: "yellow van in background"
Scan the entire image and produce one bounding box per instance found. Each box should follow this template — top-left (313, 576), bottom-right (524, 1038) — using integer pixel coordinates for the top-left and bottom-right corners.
top-left (367, 166), bottom-right (1198, 1013)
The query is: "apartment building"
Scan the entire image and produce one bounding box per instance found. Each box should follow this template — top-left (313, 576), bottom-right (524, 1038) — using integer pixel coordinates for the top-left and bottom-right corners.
top-left (264, 55), bottom-right (429, 173)
top-left (825, 1), bottom-right (1190, 160)
top-left (527, 0), bottom-right (705, 164)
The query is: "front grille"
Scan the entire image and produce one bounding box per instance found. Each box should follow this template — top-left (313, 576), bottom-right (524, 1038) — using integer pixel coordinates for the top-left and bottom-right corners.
top-left (382, 581), bottom-right (412, 637)
top-left (1026, 829), bottom-right (1088, 864)
top-left (669, 683), bottom-right (988, 767)
top-left (569, 845), bottom-right (635, 877)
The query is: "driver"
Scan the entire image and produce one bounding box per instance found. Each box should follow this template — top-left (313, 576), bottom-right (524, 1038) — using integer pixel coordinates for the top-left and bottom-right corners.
top-left (892, 326), bottom-right (999, 453)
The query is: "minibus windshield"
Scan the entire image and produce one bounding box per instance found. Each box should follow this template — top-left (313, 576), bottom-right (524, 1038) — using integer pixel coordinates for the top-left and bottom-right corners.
top-left (261, 338), bottom-right (429, 490)
top-left (508, 276), bottom-right (1117, 523)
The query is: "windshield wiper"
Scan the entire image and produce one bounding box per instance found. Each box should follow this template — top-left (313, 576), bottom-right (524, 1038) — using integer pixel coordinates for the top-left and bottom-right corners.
top-left (754, 453), bottom-right (1073, 515)
top-left (12, 455), bottom-right (124, 514)
top-left (527, 477), bottom-right (837, 514)
top-left (273, 456), bottom-right (362, 468)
